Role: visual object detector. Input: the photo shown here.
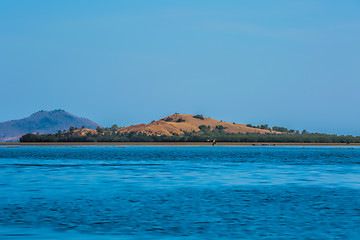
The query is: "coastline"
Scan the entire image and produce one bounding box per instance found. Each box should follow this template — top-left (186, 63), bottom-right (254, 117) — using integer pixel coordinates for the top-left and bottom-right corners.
top-left (1, 142), bottom-right (360, 146)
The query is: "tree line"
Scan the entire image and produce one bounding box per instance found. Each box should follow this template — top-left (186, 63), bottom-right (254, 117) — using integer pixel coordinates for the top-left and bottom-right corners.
top-left (19, 125), bottom-right (360, 143)
top-left (246, 123), bottom-right (303, 134)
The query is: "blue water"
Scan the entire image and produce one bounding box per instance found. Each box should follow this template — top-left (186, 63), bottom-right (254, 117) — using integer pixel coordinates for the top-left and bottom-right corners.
top-left (0, 146), bottom-right (359, 239)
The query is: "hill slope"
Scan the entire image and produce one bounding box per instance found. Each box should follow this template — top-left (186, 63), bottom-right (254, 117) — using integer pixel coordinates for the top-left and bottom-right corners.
top-left (0, 110), bottom-right (100, 142)
top-left (117, 114), bottom-right (279, 136)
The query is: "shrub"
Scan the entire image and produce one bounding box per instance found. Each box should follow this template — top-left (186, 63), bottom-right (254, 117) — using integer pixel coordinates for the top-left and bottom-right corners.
top-left (215, 125), bottom-right (226, 131)
top-left (176, 118), bottom-right (185, 122)
top-left (272, 126), bottom-right (289, 132)
top-left (193, 115), bottom-right (204, 120)
top-left (260, 124), bottom-right (271, 130)
top-left (199, 125), bottom-right (210, 132)
top-left (164, 117), bottom-right (173, 122)
top-left (111, 124), bottom-right (120, 131)
top-left (96, 126), bottom-right (104, 133)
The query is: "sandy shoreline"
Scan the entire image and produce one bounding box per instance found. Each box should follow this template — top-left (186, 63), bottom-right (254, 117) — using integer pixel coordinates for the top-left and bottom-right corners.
top-left (1, 142), bottom-right (359, 146)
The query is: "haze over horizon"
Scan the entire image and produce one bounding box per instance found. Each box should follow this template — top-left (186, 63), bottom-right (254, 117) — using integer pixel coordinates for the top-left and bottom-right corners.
top-left (1, 1), bottom-right (359, 135)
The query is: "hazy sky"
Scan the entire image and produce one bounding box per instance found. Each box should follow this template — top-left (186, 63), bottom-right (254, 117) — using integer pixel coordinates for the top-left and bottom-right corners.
top-left (1, 1), bottom-right (359, 135)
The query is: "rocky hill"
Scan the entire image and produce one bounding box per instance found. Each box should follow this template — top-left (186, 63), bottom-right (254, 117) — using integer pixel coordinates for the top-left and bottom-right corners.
top-left (0, 110), bottom-right (100, 142)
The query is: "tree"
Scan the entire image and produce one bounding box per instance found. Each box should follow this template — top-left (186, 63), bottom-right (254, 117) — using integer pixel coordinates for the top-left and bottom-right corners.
top-left (260, 124), bottom-right (270, 130)
top-left (96, 126), bottom-right (104, 134)
top-left (176, 118), bottom-right (185, 122)
top-left (164, 117), bottom-right (173, 122)
top-left (272, 126), bottom-right (289, 132)
top-left (111, 124), bottom-right (119, 131)
top-left (193, 115), bottom-right (204, 120)
top-left (199, 125), bottom-right (210, 133)
top-left (215, 125), bottom-right (225, 132)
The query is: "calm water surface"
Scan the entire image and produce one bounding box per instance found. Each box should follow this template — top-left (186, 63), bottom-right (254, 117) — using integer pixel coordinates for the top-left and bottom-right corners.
top-left (0, 146), bottom-right (359, 239)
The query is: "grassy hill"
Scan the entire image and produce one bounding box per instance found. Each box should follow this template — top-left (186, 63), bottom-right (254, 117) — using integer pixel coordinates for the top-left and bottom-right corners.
top-left (117, 113), bottom-right (281, 136)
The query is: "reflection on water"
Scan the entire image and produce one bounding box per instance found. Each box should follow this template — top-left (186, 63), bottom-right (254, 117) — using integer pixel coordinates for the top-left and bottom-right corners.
top-left (0, 146), bottom-right (359, 239)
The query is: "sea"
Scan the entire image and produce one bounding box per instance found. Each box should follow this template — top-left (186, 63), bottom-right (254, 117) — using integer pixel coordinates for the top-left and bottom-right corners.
top-left (0, 145), bottom-right (359, 239)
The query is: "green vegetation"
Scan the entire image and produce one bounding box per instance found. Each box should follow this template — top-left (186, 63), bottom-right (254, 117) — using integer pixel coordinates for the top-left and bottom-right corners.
top-left (247, 123), bottom-right (300, 133)
top-left (19, 126), bottom-right (360, 143)
top-left (215, 125), bottom-right (226, 131)
top-left (246, 124), bottom-right (271, 131)
top-left (193, 115), bottom-right (204, 120)
top-left (111, 124), bottom-right (120, 131)
top-left (272, 126), bottom-right (289, 132)
top-left (176, 118), bottom-right (185, 122)
top-left (198, 125), bottom-right (211, 134)
top-left (164, 117), bottom-right (173, 122)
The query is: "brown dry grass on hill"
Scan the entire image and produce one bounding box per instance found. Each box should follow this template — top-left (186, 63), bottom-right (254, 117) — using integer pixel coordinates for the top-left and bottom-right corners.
top-left (116, 114), bottom-right (281, 136)
top-left (73, 129), bottom-right (97, 136)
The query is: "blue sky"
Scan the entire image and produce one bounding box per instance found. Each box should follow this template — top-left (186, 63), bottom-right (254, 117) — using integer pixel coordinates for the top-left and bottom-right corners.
top-left (1, 1), bottom-right (359, 135)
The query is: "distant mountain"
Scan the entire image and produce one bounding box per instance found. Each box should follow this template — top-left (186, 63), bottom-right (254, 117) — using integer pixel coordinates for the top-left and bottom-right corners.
top-left (0, 110), bottom-right (100, 142)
